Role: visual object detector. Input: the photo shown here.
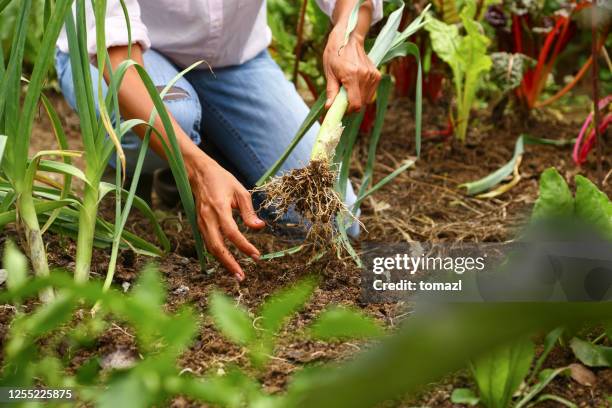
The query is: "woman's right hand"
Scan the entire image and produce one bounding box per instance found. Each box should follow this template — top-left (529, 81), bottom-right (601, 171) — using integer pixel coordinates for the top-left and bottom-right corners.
top-left (185, 149), bottom-right (265, 281)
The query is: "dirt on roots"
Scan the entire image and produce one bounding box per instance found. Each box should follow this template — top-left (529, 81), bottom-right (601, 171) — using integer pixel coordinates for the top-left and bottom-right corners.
top-left (256, 160), bottom-right (355, 250)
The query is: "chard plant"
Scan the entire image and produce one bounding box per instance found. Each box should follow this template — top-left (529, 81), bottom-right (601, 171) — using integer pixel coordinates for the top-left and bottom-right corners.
top-left (257, 1), bottom-right (427, 256)
top-left (425, 0), bottom-right (491, 142)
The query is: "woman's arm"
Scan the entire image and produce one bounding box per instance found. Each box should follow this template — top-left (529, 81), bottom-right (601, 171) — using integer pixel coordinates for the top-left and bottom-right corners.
top-left (106, 45), bottom-right (264, 281)
top-left (322, 0), bottom-right (382, 112)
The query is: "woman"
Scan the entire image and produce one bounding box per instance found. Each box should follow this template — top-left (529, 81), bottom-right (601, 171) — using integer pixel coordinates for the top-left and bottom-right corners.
top-left (55, 0), bottom-right (382, 281)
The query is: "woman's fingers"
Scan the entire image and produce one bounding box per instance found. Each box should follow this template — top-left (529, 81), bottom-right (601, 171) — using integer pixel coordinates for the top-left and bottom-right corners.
top-left (345, 76), bottom-right (363, 113)
top-left (235, 190), bottom-right (265, 230)
top-left (219, 211), bottom-right (260, 260)
top-left (198, 204), bottom-right (245, 280)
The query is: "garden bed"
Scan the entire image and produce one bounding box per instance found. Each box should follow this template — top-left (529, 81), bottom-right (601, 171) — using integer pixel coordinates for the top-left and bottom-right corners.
top-left (3, 93), bottom-right (611, 407)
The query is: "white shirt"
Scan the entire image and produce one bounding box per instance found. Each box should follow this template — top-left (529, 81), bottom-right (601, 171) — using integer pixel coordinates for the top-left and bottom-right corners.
top-left (57, 0), bottom-right (383, 69)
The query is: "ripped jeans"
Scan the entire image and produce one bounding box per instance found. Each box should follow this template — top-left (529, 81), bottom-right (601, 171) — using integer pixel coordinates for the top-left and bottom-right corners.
top-left (54, 48), bottom-right (359, 236)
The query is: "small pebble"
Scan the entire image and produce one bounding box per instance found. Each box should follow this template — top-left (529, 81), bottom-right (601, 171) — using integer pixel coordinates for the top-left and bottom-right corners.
top-left (173, 285), bottom-right (190, 296)
top-left (122, 282), bottom-right (131, 293)
top-left (100, 349), bottom-right (137, 370)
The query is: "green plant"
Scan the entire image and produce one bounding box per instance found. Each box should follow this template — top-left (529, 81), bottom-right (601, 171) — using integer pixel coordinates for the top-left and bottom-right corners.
top-left (209, 277), bottom-right (384, 370)
top-left (452, 328), bottom-right (568, 408)
top-left (0, 0), bottom-right (49, 71)
top-left (0, 241), bottom-right (386, 407)
top-left (570, 337), bottom-right (612, 368)
top-left (531, 167), bottom-right (612, 239)
top-left (0, 0), bottom-right (73, 301)
top-left (425, 0), bottom-right (492, 142)
top-left (0, 242), bottom-right (231, 407)
top-left (61, 0), bottom-right (207, 286)
top-left (0, 0), bottom-right (177, 303)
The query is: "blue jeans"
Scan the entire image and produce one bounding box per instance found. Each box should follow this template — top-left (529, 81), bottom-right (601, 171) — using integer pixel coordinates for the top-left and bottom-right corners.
top-left (55, 48), bottom-right (359, 236)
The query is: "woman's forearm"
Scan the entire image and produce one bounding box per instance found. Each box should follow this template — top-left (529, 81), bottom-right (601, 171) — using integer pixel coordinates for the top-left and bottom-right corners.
top-left (105, 45), bottom-right (211, 172)
top-left (331, 0), bottom-right (374, 42)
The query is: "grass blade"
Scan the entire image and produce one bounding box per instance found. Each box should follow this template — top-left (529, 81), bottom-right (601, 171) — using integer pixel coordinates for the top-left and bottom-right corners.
top-left (357, 75), bottom-right (392, 199)
top-left (131, 63), bottom-right (207, 269)
top-left (352, 159), bottom-right (415, 214)
top-left (461, 134), bottom-right (572, 195)
top-left (39, 93), bottom-right (74, 233)
top-left (335, 112), bottom-right (365, 201)
top-left (255, 92), bottom-right (327, 187)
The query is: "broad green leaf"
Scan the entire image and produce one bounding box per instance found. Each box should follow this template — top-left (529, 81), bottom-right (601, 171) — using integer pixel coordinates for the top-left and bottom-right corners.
top-left (23, 293), bottom-right (76, 338)
top-left (574, 175), bottom-right (612, 239)
top-left (426, 5), bottom-right (490, 141)
top-left (425, 16), bottom-right (460, 73)
top-left (490, 52), bottom-right (535, 93)
top-left (292, 304), bottom-right (612, 408)
top-left (161, 307), bottom-right (199, 356)
top-left (131, 265), bottom-right (166, 313)
top-left (178, 374), bottom-right (246, 407)
top-left (451, 388), bottom-right (479, 406)
top-left (471, 337), bottom-right (534, 408)
top-left (531, 168), bottom-right (573, 221)
top-left (310, 307), bottom-right (384, 340)
top-left (98, 372), bottom-right (151, 408)
top-left (258, 277), bottom-right (317, 334)
top-left (3, 240), bottom-right (28, 291)
top-left (209, 291), bottom-right (256, 345)
top-left (570, 337), bottom-right (612, 368)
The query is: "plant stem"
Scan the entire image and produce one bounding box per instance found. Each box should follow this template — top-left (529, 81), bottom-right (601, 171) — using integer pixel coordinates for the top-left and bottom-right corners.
top-left (292, 0), bottom-right (308, 85)
top-left (75, 182), bottom-right (99, 283)
top-left (591, 9), bottom-right (603, 186)
top-left (17, 192), bottom-right (54, 301)
top-left (311, 88), bottom-right (349, 161)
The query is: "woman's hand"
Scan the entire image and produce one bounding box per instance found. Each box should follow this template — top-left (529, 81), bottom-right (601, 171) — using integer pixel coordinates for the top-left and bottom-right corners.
top-left (186, 151), bottom-right (265, 281)
top-left (107, 45), bottom-right (264, 281)
top-left (323, 1), bottom-right (381, 112)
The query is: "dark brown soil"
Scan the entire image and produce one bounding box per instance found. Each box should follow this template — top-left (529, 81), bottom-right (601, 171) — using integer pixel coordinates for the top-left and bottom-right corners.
top-left (3, 93), bottom-right (612, 407)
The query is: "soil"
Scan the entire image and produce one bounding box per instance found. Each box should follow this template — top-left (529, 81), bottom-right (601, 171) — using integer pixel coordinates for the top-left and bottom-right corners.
top-left (2, 92), bottom-right (611, 407)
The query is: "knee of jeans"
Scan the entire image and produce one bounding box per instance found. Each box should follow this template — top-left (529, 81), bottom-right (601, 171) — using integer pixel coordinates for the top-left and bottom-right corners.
top-left (161, 86), bottom-right (201, 141)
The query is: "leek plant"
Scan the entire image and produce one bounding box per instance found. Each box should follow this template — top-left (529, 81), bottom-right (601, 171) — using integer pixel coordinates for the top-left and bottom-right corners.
top-left (257, 2), bottom-right (427, 255)
top-left (0, 0), bottom-right (74, 300)
top-left (65, 0), bottom-right (206, 283)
